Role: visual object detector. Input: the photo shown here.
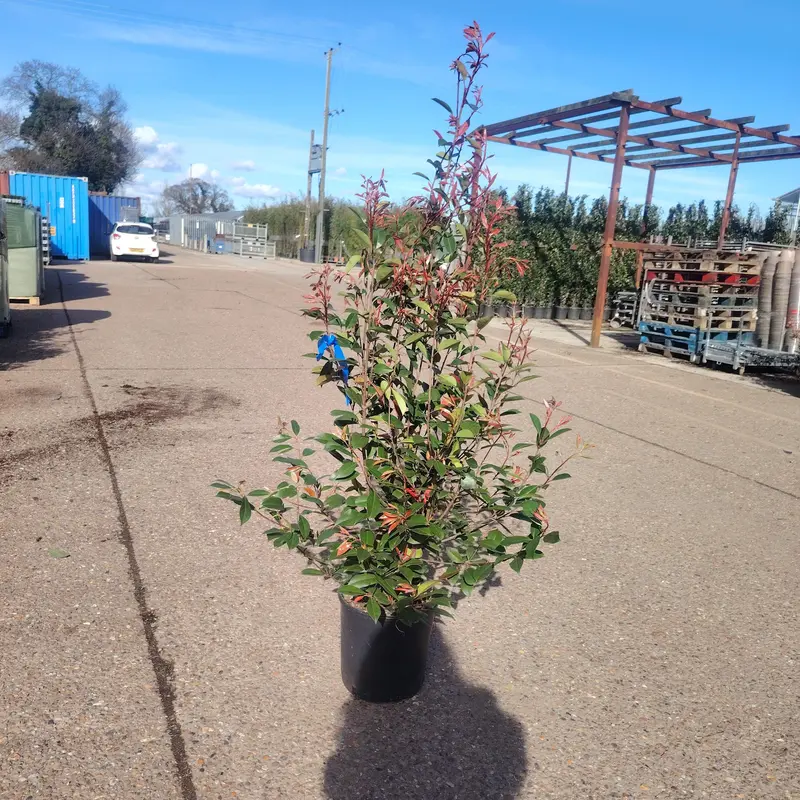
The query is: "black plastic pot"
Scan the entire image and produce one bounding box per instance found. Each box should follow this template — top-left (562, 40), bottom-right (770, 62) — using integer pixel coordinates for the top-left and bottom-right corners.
top-left (495, 304), bottom-right (510, 318)
top-left (340, 596), bottom-right (434, 702)
top-left (579, 306), bottom-right (593, 321)
top-left (567, 306), bottom-right (581, 320)
top-left (554, 306), bottom-right (568, 320)
top-left (523, 304), bottom-right (536, 319)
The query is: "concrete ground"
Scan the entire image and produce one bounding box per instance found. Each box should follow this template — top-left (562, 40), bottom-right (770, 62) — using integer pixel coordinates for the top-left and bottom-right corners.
top-left (1, 248), bottom-right (798, 800)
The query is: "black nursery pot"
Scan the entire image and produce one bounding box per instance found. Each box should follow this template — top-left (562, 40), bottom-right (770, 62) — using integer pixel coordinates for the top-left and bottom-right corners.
top-left (340, 596), bottom-right (434, 703)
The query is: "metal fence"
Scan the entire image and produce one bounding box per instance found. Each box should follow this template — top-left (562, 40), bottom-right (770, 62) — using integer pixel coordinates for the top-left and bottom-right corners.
top-left (167, 215), bottom-right (276, 258)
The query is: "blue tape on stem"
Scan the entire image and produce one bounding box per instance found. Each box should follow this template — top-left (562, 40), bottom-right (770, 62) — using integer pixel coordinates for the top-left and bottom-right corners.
top-left (316, 333), bottom-right (351, 405)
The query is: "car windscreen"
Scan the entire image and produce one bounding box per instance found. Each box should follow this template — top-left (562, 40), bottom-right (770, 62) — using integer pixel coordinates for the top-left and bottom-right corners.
top-left (116, 224), bottom-right (153, 235)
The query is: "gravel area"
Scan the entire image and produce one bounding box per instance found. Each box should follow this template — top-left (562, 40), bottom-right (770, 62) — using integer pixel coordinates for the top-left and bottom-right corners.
top-left (1, 250), bottom-right (798, 799)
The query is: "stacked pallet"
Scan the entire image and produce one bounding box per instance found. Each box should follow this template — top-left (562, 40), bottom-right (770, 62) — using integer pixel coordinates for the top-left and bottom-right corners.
top-left (638, 249), bottom-right (761, 358)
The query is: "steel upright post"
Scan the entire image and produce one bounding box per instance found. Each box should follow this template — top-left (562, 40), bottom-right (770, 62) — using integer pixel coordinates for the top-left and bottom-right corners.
top-left (591, 104), bottom-right (630, 348)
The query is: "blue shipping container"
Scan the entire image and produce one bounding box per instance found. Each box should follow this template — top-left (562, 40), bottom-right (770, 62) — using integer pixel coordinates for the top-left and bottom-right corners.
top-left (89, 194), bottom-right (141, 257)
top-left (7, 172), bottom-right (89, 260)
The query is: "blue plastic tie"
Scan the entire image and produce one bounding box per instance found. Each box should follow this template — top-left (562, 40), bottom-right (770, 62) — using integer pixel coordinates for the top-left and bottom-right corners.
top-left (317, 333), bottom-right (351, 405)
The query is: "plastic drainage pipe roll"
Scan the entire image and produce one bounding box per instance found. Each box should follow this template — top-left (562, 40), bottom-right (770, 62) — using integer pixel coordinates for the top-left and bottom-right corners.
top-left (786, 250), bottom-right (800, 354)
top-left (756, 252), bottom-right (778, 347)
top-left (768, 250), bottom-right (794, 351)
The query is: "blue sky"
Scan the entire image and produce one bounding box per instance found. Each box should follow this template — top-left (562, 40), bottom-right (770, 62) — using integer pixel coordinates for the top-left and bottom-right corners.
top-left (2, 0), bottom-right (800, 215)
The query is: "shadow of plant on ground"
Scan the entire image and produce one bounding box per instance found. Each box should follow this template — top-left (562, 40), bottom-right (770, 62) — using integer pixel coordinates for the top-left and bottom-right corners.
top-left (324, 632), bottom-right (527, 800)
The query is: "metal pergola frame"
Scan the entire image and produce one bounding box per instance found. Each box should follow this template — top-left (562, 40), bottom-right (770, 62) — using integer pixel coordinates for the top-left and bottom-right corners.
top-left (481, 90), bottom-right (800, 347)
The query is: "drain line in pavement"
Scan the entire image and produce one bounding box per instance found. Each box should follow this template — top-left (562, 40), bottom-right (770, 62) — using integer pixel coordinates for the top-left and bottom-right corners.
top-left (57, 270), bottom-right (198, 800)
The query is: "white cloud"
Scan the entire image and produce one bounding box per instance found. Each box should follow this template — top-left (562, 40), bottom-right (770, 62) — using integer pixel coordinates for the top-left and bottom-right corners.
top-left (189, 163), bottom-right (209, 178)
top-left (232, 160), bottom-right (257, 172)
top-left (135, 126), bottom-right (182, 172)
top-left (334, 167), bottom-right (347, 176)
top-left (210, 169), bottom-right (221, 180)
top-left (231, 182), bottom-right (281, 199)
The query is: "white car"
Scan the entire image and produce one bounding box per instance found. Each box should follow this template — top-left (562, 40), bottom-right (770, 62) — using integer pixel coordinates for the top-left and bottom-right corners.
top-left (110, 222), bottom-right (160, 263)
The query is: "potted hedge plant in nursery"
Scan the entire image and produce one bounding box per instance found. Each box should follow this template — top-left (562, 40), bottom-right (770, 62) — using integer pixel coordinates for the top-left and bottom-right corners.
top-left (213, 23), bottom-right (590, 703)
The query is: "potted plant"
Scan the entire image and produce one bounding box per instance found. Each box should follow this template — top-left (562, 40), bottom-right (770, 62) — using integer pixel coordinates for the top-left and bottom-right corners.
top-left (213, 23), bottom-right (589, 704)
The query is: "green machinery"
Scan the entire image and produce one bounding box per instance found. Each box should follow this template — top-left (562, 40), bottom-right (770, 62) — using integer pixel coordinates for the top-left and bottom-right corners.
top-left (5, 198), bottom-right (45, 303)
top-left (0, 200), bottom-right (10, 336)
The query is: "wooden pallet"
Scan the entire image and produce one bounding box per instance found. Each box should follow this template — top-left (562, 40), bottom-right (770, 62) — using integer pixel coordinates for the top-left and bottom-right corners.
top-left (10, 296), bottom-right (41, 306)
top-left (643, 311), bottom-right (756, 331)
top-left (645, 270), bottom-right (760, 286)
top-left (638, 340), bottom-right (699, 362)
top-left (650, 282), bottom-right (757, 297)
top-left (643, 252), bottom-right (762, 274)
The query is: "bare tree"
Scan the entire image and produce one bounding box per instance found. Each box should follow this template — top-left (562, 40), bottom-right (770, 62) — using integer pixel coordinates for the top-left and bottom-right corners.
top-left (0, 61), bottom-right (140, 191)
top-left (1, 60), bottom-right (97, 110)
top-left (161, 179), bottom-right (234, 214)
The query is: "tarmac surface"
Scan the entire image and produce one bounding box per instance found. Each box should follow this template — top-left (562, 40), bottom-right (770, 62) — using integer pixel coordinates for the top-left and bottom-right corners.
top-left (1, 248), bottom-right (798, 799)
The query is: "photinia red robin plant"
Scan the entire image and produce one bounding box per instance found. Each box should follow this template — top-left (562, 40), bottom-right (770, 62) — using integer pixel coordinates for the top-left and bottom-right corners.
top-left (214, 22), bottom-right (591, 624)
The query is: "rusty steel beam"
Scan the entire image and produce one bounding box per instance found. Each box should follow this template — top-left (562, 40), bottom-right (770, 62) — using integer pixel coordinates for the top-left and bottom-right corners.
top-left (578, 115), bottom-right (754, 154)
top-left (611, 241), bottom-right (705, 252)
top-left (482, 91), bottom-right (634, 137)
top-left (485, 134), bottom-right (653, 170)
top-left (718, 133), bottom-right (741, 249)
top-left (591, 105), bottom-right (630, 348)
top-left (547, 118), bottom-right (733, 162)
top-left (650, 145), bottom-right (800, 170)
top-left (629, 99), bottom-right (800, 148)
top-left (521, 98), bottom-right (684, 147)
top-left (633, 135), bottom-right (796, 165)
top-left (505, 106), bottom-right (650, 143)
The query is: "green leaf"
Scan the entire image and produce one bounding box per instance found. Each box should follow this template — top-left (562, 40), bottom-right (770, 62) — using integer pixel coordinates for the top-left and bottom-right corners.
top-left (366, 491), bottom-right (381, 518)
top-left (270, 444), bottom-right (292, 453)
top-left (298, 515), bottom-right (311, 537)
top-left (437, 374), bottom-right (458, 388)
top-left (543, 531), bottom-right (560, 544)
top-left (366, 597), bottom-right (382, 622)
top-left (432, 97), bottom-right (454, 114)
top-left (352, 228), bottom-right (372, 250)
top-left (483, 351), bottom-right (505, 363)
top-left (302, 568), bottom-right (324, 576)
top-left (332, 461), bottom-right (358, 480)
top-left (530, 414), bottom-right (542, 435)
top-left (210, 481), bottom-right (232, 489)
top-left (492, 289), bottom-right (517, 303)
top-left (454, 59), bottom-right (469, 79)
top-left (344, 254), bottom-right (361, 272)
top-left (260, 496), bottom-right (285, 510)
top-left (48, 547), bottom-right (70, 559)
top-left (350, 433), bottom-right (369, 449)
top-left (247, 488), bottom-right (270, 496)
top-left (509, 556), bottom-right (524, 574)
top-left (349, 573), bottom-right (378, 588)
top-left (302, 448), bottom-right (315, 456)
top-left (291, 420), bottom-right (300, 435)
top-left (338, 585), bottom-right (365, 596)
top-left (415, 580), bottom-right (438, 596)
top-left (239, 499), bottom-right (252, 525)
top-left (551, 473), bottom-right (571, 481)
top-left (476, 316), bottom-right (493, 330)
top-left (548, 428), bottom-right (572, 440)
top-left (438, 338), bottom-right (460, 350)
top-left (413, 299), bottom-right (433, 315)
top-left (413, 171), bottom-right (430, 181)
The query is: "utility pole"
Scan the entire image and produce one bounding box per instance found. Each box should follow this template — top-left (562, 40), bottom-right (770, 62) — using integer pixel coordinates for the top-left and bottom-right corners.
top-left (303, 130), bottom-right (315, 251)
top-left (315, 46), bottom-right (338, 264)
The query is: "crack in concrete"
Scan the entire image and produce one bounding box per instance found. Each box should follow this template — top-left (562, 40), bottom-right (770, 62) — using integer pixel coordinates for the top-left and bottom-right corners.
top-left (57, 270), bottom-right (198, 800)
